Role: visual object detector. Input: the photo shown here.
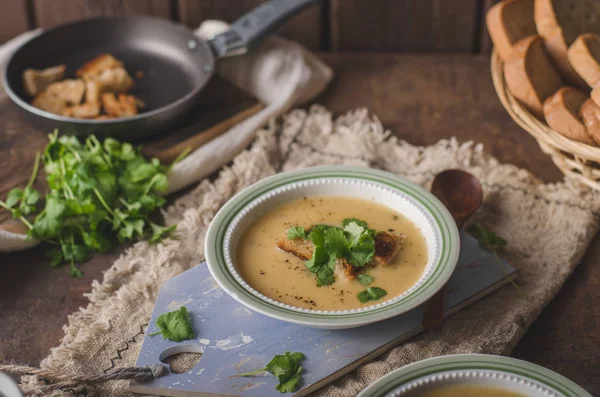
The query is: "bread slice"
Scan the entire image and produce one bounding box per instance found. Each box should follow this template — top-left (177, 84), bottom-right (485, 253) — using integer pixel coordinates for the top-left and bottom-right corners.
top-left (592, 85), bottom-right (600, 108)
top-left (543, 87), bottom-right (595, 145)
top-left (580, 99), bottom-right (600, 145)
top-left (486, 0), bottom-right (537, 61)
top-left (534, 0), bottom-right (600, 89)
top-left (504, 35), bottom-right (563, 119)
top-left (568, 33), bottom-right (600, 88)
top-left (22, 65), bottom-right (66, 97)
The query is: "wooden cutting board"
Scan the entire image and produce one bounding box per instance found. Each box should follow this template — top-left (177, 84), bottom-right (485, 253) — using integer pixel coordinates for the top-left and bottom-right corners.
top-left (130, 231), bottom-right (517, 397)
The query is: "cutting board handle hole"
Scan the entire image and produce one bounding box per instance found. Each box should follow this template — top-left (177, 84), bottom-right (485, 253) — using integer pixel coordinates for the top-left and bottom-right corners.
top-left (159, 345), bottom-right (203, 374)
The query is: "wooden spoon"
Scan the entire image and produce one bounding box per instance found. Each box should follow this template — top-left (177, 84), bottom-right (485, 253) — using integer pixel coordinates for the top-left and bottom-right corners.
top-left (422, 169), bottom-right (483, 329)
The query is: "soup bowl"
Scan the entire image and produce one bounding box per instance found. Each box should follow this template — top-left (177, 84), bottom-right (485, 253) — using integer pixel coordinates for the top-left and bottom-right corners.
top-left (357, 354), bottom-right (592, 397)
top-left (204, 166), bottom-right (460, 329)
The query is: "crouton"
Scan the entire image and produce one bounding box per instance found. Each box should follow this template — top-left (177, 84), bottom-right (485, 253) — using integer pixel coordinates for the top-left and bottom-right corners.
top-left (45, 79), bottom-right (85, 105)
top-left (62, 102), bottom-right (101, 118)
top-left (85, 79), bottom-right (102, 104)
top-left (76, 54), bottom-right (123, 78)
top-left (277, 230), bottom-right (405, 280)
top-left (22, 65), bottom-right (66, 97)
top-left (85, 68), bottom-right (133, 104)
top-left (31, 91), bottom-right (66, 115)
top-left (96, 67), bottom-right (133, 93)
top-left (101, 93), bottom-right (138, 117)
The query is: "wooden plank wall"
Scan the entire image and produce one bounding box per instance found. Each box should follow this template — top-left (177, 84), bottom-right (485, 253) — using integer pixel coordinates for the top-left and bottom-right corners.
top-left (0, 0), bottom-right (499, 53)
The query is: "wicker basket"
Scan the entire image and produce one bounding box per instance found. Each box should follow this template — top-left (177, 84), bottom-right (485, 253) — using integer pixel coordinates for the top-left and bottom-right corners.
top-left (491, 49), bottom-right (600, 190)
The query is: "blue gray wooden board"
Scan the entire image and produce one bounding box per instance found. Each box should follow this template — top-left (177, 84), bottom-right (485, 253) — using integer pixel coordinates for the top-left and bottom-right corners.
top-left (130, 231), bottom-right (516, 397)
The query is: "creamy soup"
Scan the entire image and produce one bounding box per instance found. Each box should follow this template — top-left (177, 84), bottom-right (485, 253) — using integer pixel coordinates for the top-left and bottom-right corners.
top-left (235, 196), bottom-right (428, 310)
top-left (421, 385), bottom-right (526, 397)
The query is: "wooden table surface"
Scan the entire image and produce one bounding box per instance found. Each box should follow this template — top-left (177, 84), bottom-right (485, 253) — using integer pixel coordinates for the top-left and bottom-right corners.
top-left (1, 53), bottom-right (598, 395)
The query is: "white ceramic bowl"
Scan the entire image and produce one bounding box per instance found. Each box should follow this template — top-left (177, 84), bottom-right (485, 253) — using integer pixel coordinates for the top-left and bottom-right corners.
top-left (358, 354), bottom-right (592, 397)
top-left (204, 166), bottom-right (460, 329)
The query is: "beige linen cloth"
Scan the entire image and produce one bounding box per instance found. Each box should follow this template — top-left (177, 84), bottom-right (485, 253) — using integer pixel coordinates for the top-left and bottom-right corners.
top-left (16, 104), bottom-right (600, 396)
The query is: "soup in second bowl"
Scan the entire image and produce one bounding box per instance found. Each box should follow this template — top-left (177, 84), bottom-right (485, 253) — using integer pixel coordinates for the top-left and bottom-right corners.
top-left (420, 385), bottom-right (526, 397)
top-left (235, 196), bottom-right (428, 311)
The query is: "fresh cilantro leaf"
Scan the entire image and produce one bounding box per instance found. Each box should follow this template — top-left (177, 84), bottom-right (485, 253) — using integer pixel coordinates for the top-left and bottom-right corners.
top-left (33, 196), bottom-right (66, 239)
top-left (358, 274), bottom-right (374, 286)
top-left (240, 351), bottom-right (305, 393)
top-left (304, 227), bottom-right (335, 286)
top-left (296, 219), bottom-right (377, 287)
top-left (277, 375), bottom-right (301, 393)
top-left (6, 188), bottom-right (23, 208)
top-left (305, 227), bottom-right (327, 271)
top-left (1, 155), bottom-right (42, 224)
top-left (151, 173), bottom-right (169, 193)
top-left (305, 243), bottom-right (327, 272)
top-left (343, 222), bottom-right (365, 246)
top-left (118, 221), bottom-right (135, 241)
top-left (357, 287), bottom-right (387, 303)
top-left (367, 287), bottom-right (387, 299)
top-left (315, 261), bottom-right (335, 287)
top-left (147, 306), bottom-right (195, 342)
top-left (61, 242), bottom-right (89, 263)
top-left (287, 226), bottom-right (307, 240)
top-left (467, 222), bottom-right (507, 250)
top-left (324, 227), bottom-right (348, 259)
top-left (345, 232), bottom-right (375, 267)
top-left (70, 265), bottom-right (84, 278)
top-left (46, 248), bottom-right (64, 268)
top-left (150, 223), bottom-right (177, 243)
top-left (95, 173), bottom-right (117, 205)
top-left (129, 163), bottom-right (158, 183)
top-left (23, 188), bottom-right (40, 206)
top-left (2, 133), bottom-right (177, 276)
top-left (467, 222), bottom-right (522, 295)
top-left (342, 218), bottom-right (369, 229)
top-left (357, 290), bottom-right (370, 303)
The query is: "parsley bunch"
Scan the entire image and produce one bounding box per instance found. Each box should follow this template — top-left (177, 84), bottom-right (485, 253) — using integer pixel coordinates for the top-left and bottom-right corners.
top-left (240, 351), bottom-right (306, 393)
top-left (0, 131), bottom-right (178, 276)
top-left (288, 218), bottom-right (377, 287)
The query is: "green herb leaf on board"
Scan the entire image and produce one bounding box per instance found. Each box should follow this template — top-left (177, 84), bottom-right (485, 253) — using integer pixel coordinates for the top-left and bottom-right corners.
top-left (239, 351), bottom-right (306, 393)
top-left (147, 306), bottom-right (195, 342)
top-left (467, 222), bottom-right (523, 296)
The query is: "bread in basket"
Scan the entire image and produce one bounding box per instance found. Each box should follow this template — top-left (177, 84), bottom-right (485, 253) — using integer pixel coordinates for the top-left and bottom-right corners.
top-left (487, 0), bottom-right (600, 190)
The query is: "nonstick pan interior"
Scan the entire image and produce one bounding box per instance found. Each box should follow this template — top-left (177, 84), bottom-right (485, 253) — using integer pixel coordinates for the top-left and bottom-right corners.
top-left (3, 16), bottom-right (215, 139)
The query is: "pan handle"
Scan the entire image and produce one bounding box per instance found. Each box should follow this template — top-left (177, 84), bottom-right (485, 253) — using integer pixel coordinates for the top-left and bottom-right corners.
top-left (209, 0), bottom-right (323, 58)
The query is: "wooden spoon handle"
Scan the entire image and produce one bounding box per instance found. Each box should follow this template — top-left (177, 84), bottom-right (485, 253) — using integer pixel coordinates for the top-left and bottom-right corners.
top-left (422, 286), bottom-right (447, 329)
top-left (152, 103), bottom-right (264, 165)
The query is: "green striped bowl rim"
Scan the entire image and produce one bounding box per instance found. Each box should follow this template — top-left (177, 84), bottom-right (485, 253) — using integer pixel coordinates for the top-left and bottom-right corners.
top-left (204, 166), bottom-right (460, 328)
top-left (357, 354), bottom-right (592, 397)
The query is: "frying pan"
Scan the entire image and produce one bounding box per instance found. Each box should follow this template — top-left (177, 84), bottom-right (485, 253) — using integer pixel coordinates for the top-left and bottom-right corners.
top-left (2, 0), bottom-right (321, 140)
